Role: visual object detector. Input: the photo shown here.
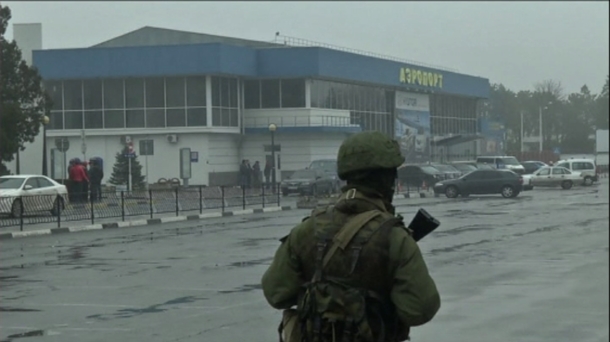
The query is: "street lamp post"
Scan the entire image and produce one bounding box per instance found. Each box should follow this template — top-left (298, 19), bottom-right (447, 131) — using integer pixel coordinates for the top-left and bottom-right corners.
top-left (42, 115), bottom-right (50, 176)
top-left (538, 102), bottom-right (552, 152)
top-left (269, 123), bottom-right (277, 193)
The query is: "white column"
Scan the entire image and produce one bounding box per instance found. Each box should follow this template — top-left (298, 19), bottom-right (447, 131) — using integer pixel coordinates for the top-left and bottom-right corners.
top-left (305, 79), bottom-right (312, 109)
top-left (206, 76), bottom-right (212, 126)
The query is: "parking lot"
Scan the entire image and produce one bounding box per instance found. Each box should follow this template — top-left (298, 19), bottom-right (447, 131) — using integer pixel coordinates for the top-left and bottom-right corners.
top-left (0, 181), bottom-right (608, 342)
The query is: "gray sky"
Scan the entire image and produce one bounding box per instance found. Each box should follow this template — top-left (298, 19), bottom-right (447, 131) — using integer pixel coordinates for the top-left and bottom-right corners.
top-left (4, 1), bottom-right (609, 95)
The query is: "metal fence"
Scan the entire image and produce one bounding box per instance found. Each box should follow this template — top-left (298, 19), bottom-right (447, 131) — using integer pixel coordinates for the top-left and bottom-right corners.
top-left (1, 185), bottom-right (282, 230)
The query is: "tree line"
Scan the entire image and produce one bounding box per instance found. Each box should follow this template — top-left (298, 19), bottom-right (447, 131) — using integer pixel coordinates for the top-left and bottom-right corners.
top-left (484, 77), bottom-right (609, 154)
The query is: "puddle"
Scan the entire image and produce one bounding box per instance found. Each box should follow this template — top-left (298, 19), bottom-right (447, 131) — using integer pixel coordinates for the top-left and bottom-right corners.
top-left (2, 329), bottom-right (45, 341)
top-left (227, 257), bottom-right (274, 268)
top-left (218, 283), bottom-right (262, 294)
top-left (86, 296), bottom-right (207, 321)
top-left (0, 307), bottom-right (42, 312)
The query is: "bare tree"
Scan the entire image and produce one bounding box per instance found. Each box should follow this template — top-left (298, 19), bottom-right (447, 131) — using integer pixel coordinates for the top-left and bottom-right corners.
top-left (534, 79), bottom-right (566, 101)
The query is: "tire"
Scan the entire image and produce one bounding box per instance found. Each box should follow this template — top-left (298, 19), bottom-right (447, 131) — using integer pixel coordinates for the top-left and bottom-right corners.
top-left (445, 186), bottom-right (459, 199)
top-left (501, 185), bottom-right (515, 198)
top-left (51, 197), bottom-right (64, 216)
top-left (561, 180), bottom-right (573, 190)
top-left (583, 176), bottom-right (594, 186)
top-left (10, 199), bottom-right (23, 218)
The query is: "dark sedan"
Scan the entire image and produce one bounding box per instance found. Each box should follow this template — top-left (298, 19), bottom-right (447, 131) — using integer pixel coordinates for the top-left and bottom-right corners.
top-left (433, 169), bottom-right (524, 198)
top-left (281, 169), bottom-right (334, 196)
top-left (449, 163), bottom-right (478, 176)
top-left (398, 164), bottom-right (444, 189)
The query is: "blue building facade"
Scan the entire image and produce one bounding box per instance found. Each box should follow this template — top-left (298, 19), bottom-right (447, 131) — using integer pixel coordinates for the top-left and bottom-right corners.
top-left (32, 27), bottom-right (491, 185)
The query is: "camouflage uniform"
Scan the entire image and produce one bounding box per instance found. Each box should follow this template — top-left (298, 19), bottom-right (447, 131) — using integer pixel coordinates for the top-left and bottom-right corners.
top-left (261, 131), bottom-right (440, 342)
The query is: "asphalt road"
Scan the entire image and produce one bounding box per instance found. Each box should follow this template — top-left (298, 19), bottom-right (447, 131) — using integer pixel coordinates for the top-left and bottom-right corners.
top-left (0, 182), bottom-right (608, 342)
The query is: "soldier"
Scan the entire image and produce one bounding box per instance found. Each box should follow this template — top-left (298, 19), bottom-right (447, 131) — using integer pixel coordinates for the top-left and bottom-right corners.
top-left (261, 131), bottom-right (440, 342)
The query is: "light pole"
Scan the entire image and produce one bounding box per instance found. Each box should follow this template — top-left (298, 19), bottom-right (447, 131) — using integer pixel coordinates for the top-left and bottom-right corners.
top-left (538, 101), bottom-right (552, 152)
top-left (269, 123), bottom-right (277, 193)
top-left (42, 115), bottom-right (50, 176)
top-left (520, 110), bottom-right (524, 153)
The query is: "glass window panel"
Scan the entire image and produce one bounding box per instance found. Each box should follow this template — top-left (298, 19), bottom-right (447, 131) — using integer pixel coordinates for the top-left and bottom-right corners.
top-left (166, 77), bottom-right (185, 108)
top-left (83, 79), bottom-right (102, 110)
top-left (220, 78), bottom-right (230, 107)
top-left (167, 108), bottom-right (186, 127)
top-left (186, 76), bottom-right (206, 107)
top-left (212, 107), bottom-right (222, 126)
top-left (229, 78), bottom-right (238, 108)
top-left (104, 110), bottom-right (125, 128)
top-left (63, 80), bottom-right (82, 110)
top-left (125, 78), bottom-right (144, 108)
top-left (212, 77), bottom-right (221, 107)
top-left (49, 111), bottom-right (63, 130)
top-left (44, 81), bottom-right (63, 111)
top-left (145, 77), bottom-right (165, 108)
top-left (146, 109), bottom-right (165, 128)
top-left (187, 107), bottom-right (206, 127)
top-left (103, 79), bottom-right (124, 109)
top-left (261, 79), bottom-right (280, 108)
top-left (126, 109), bottom-right (145, 128)
top-left (280, 79), bottom-right (305, 108)
top-left (244, 80), bottom-right (260, 109)
top-left (84, 111), bottom-right (103, 129)
top-left (64, 111), bottom-right (83, 129)
top-left (229, 108), bottom-right (239, 127)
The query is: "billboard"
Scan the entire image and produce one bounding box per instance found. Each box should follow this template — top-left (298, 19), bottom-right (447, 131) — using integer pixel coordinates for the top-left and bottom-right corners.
top-left (395, 91), bottom-right (430, 162)
top-left (596, 129), bottom-right (609, 153)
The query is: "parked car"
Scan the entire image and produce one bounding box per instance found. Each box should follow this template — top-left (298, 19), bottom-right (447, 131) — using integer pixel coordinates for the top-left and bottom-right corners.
top-left (308, 158), bottom-right (343, 191)
top-left (398, 164), bottom-right (444, 189)
top-left (433, 169), bottom-right (523, 199)
top-left (0, 175), bottom-right (68, 218)
top-left (525, 166), bottom-right (582, 190)
top-left (476, 156), bottom-right (526, 174)
top-left (449, 162), bottom-right (478, 176)
top-left (521, 161), bottom-right (548, 175)
top-left (554, 159), bottom-right (598, 185)
top-left (430, 163), bottom-right (462, 179)
top-left (451, 160), bottom-right (495, 170)
top-left (281, 169), bottom-right (334, 196)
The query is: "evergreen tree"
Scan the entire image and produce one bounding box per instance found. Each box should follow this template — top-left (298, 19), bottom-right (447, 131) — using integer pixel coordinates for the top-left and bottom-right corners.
top-left (108, 146), bottom-right (146, 190)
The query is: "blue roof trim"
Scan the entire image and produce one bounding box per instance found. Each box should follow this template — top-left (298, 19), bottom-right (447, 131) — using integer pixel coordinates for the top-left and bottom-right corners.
top-left (33, 43), bottom-right (489, 98)
top-left (245, 126), bottom-right (362, 134)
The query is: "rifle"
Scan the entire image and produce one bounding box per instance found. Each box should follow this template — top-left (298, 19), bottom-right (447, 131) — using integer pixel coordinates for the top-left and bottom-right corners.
top-left (406, 208), bottom-right (440, 241)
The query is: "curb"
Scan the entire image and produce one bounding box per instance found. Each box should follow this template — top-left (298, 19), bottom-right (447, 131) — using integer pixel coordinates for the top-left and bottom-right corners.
top-left (0, 205), bottom-right (292, 240)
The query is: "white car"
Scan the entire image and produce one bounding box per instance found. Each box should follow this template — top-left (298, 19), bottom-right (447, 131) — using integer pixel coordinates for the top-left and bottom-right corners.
top-left (525, 166), bottom-right (583, 190)
top-left (554, 159), bottom-right (598, 186)
top-left (0, 175), bottom-right (68, 217)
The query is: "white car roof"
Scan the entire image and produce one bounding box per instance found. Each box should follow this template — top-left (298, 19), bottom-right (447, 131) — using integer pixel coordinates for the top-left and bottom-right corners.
top-left (557, 159), bottom-right (595, 163)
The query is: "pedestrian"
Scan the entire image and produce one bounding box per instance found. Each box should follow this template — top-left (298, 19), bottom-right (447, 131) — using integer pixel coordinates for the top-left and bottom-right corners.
top-left (68, 159), bottom-right (89, 203)
top-left (88, 159), bottom-right (104, 202)
top-left (239, 160), bottom-right (248, 189)
top-left (261, 131), bottom-right (440, 342)
top-left (264, 160), bottom-right (272, 190)
top-left (252, 161), bottom-right (261, 188)
top-left (245, 159), bottom-right (252, 189)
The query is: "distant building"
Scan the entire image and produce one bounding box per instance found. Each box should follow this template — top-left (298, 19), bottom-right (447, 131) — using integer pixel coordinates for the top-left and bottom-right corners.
top-left (16, 26), bottom-right (490, 185)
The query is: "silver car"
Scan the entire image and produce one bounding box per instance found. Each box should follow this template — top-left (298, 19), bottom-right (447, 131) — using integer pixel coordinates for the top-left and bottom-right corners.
top-left (527, 166), bottom-right (582, 190)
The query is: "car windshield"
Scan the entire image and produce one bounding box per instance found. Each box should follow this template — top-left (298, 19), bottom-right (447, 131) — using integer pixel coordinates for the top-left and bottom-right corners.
top-left (499, 157), bottom-right (520, 166)
top-left (0, 177), bottom-right (26, 190)
top-left (477, 164), bottom-right (494, 170)
top-left (290, 170), bottom-right (316, 179)
top-left (432, 164), bottom-right (458, 172)
top-left (309, 160), bottom-right (336, 172)
top-left (420, 166), bottom-right (440, 174)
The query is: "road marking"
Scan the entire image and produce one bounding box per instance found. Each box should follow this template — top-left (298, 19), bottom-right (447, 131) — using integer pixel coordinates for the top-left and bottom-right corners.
top-left (11, 229), bottom-right (52, 238)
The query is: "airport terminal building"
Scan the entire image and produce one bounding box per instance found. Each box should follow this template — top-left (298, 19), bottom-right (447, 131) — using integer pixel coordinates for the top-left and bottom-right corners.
top-left (25, 26), bottom-right (493, 186)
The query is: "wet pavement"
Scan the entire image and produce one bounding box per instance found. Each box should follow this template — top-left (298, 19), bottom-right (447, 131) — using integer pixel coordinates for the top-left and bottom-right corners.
top-left (0, 181), bottom-right (608, 342)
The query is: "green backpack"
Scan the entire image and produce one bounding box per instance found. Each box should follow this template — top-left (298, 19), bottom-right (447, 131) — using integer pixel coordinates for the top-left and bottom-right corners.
top-left (278, 209), bottom-right (408, 342)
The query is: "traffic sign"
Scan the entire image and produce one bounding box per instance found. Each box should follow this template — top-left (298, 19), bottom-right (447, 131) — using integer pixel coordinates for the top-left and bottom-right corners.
top-left (124, 143), bottom-right (136, 158)
top-left (55, 138), bottom-right (70, 152)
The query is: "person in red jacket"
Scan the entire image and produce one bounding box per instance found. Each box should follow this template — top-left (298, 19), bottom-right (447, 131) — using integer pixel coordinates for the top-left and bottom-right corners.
top-left (69, 161), bottom-right (89, 202)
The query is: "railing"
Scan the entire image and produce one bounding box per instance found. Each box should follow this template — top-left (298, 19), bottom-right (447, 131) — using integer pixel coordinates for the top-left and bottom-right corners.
top-left (273, 34), bottom-right (459, 73)
top-left (244, 115), bottom-right (360, 128)
top-left (0, 185), bottom-right (282, 230)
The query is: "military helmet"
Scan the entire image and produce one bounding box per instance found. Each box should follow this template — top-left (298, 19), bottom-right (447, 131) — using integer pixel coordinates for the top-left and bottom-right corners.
top-left (337, 131), bottom-right (405, 180)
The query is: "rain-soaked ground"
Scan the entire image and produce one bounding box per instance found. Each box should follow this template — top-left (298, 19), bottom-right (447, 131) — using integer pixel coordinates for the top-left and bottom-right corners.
top-left (0, 182), bottom-right (608, 342)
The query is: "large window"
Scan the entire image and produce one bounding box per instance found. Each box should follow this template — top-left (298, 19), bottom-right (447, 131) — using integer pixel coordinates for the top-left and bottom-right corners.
top-left (429, 94), bottom-right (478, 137)
top-left (211, 76), bottom-right (239, 127)
top-left (244, 79), bottom-right (306, 109)
top-left (311, 79), bottom-right (392, 136)
top-left (46, 76), bottom-right (213, 130)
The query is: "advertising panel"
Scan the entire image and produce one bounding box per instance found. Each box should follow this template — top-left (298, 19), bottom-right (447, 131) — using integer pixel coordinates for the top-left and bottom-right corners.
top-left (394, 91), bottom-right (431, 162)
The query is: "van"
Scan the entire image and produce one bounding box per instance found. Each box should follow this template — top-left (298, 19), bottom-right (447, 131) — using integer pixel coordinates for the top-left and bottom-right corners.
top-left (476, 156), bottom-right (526, 175)
top-left (555, 158), bottom-right (598, 185)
